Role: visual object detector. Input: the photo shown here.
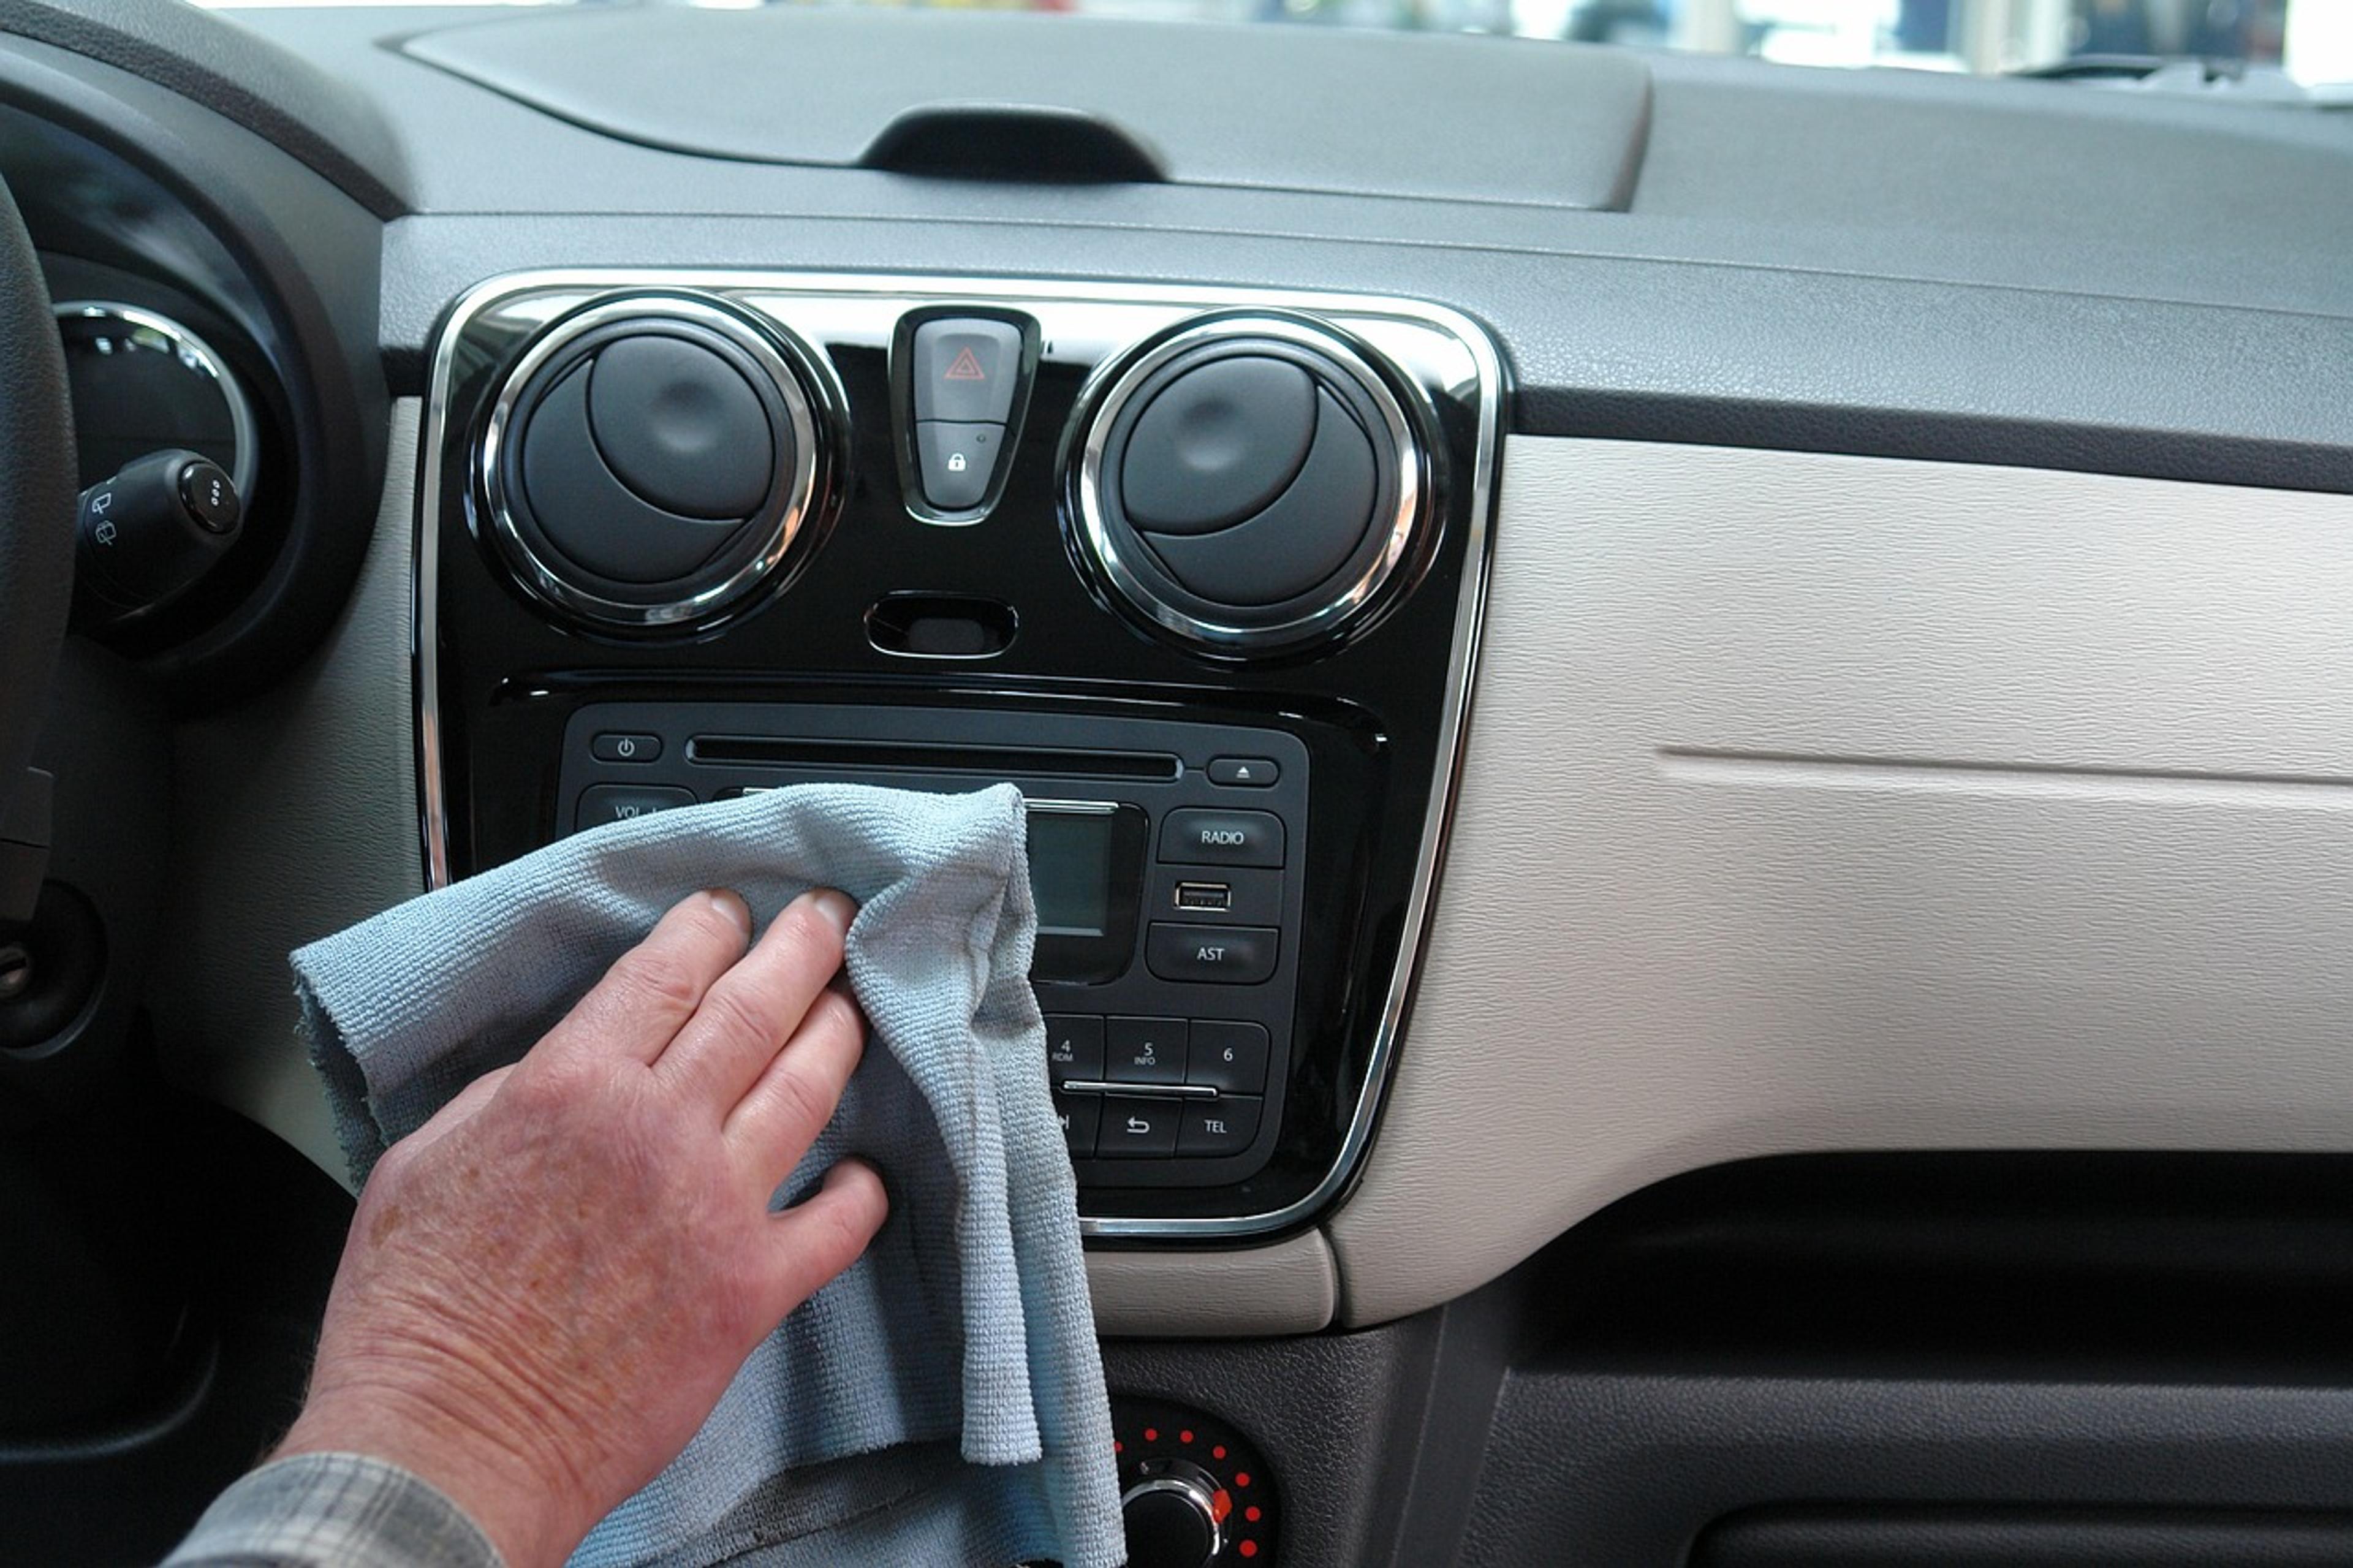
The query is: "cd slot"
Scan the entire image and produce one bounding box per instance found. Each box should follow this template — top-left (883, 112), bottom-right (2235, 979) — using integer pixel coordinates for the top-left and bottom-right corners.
top-left (688, 735), bottom-right (1181, 781)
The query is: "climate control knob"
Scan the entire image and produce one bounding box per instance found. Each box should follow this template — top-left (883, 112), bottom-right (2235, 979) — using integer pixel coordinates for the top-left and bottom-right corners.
top-left (1121, 1458), bottom-right (1226, 1568)
top-left (1069, 313), bottom-right (1430, 657)
top-left (479, 293), bottom-right (843, 631)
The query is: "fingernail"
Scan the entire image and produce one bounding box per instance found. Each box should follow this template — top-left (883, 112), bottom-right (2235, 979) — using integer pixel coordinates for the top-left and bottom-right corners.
top-left (706, 888), bottom-right (751, 936)
top-left (809, 888), bottom-right (857, 934)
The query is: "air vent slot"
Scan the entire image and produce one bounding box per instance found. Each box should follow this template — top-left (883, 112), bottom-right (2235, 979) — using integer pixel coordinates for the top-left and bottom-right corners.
top-left (860, 105), bottom-right (1165, 185)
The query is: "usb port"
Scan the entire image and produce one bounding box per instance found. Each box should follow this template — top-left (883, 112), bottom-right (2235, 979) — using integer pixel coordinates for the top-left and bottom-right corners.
top-left (1174, 881), bottom-right (1232, 912)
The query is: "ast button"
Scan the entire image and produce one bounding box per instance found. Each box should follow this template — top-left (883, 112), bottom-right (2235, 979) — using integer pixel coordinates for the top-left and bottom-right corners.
top-left (1158, 808), bottom-right (1284, 868)
top-left (1146, 923), bottom-right (1279, 985)
top-left (1107, 1017), bottom-right (1188, 1085)
top-left (575, 784), bottom-right (694, 831)
top-left (915, 421), bottom-right (1004, 512)
top-left (1097, 1096), bottom-right (1180, 1157)
top-left (591, 732), bottom-right (663, 763)
top-left (912, 318), bottom-right (1023, 425)
top-left (1178, 1096), bottom-right (1263, 1158)
top-left (1186, 1021), bottom-right (1271, 1093)
top-left (1044, 1014), bottom-right (1105, 1081)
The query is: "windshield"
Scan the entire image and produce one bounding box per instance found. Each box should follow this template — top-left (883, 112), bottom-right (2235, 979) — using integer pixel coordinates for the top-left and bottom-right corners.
top-left (202, 0), bottom-right (2353, 90)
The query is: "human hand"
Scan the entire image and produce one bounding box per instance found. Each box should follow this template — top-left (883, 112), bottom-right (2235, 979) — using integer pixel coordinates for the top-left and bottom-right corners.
top-left (274, 888), bottom-right (890, 1568)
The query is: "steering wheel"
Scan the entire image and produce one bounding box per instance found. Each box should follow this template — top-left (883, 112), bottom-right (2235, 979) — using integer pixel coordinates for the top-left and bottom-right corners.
top-left (0, 172), bottom-right (76, 855)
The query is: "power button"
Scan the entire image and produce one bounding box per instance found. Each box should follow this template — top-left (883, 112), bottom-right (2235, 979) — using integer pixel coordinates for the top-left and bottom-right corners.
top-left (591, 732), bottom-right (663, 763)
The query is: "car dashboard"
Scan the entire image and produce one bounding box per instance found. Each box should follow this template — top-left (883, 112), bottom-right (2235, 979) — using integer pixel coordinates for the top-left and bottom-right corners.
top-left (8, 2), bottom-right (2353, 1563)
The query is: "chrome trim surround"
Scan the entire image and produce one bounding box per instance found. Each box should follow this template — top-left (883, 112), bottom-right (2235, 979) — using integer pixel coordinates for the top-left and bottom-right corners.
top-left (475, 292), bottom-right (839, 631)
top-left (1120, 1466), bottom-right (1227, 1560)
top-left (54, 300), bottom-right (260, 504)
top-left (1071, 312), bottom-right (1427, 656)
top-left (414, 269), bottom-right (1503, 1240)
top-left (1059, 1080), bottom-right (1221, 1100)
top-left (1025, 798), bottom-right (1120, 816)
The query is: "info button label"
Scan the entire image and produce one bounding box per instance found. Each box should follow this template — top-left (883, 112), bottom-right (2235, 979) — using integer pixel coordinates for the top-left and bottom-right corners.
top-left (1158, 808), bottom-right (1284, 869)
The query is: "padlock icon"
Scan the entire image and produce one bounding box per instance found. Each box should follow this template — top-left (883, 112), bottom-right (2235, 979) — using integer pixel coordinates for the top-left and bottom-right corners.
top-left (947, 452), bottom-right (968, 472)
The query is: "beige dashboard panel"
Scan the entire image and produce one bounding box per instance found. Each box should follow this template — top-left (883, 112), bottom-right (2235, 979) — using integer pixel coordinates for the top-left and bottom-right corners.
top-left (1329, 436), bottom-right (2353, 1327)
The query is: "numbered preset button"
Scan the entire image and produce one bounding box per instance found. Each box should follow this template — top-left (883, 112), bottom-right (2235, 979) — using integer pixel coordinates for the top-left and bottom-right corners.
top-left (1106, 1017), bottom-right (1188, 1085)
top-left (1184, 1021), bottom-right (1269, 1094)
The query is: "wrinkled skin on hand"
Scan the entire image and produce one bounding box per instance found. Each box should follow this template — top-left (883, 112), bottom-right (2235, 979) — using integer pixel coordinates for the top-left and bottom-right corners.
top-left (276, 888), bottom-right (891, 1568)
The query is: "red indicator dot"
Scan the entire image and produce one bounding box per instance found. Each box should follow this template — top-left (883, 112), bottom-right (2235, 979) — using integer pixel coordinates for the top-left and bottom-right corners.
top-left (1180, 1430), bottom-right (1195, 1445)
top-left (1240, 1542), bottom-right (1260, 1559)
top-left (1212, 1445), bottom-right (1228, 1460)
top-left (1234, 1471), bottom-right (1252, 1488)
top-left (1246, 1506), bottom-right (1262, 1523)
top-left (1143, 1428), bottom-right (1158, 1442)
top-left (1113, 1441), bottom-right (1123, 1455)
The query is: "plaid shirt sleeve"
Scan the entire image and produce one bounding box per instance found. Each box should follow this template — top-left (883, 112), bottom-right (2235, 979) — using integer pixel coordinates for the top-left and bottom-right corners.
top-left (161, 1452), bottom-right (504, 1568)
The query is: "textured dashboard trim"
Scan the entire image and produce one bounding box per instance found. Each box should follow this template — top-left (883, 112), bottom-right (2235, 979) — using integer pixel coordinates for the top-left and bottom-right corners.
top-left (417, 268), bottom-right (1503, 1241)
top-left (1332, 434), bottom-right (2353, 1326)
top-left (154, 402), bottom-right (424, 1180)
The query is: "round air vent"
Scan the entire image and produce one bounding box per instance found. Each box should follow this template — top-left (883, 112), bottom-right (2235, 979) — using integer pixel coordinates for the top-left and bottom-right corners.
top-left (479, 293), bottom-right (843, 631)
top-left (1069, 314), bottom-right (1430, 657)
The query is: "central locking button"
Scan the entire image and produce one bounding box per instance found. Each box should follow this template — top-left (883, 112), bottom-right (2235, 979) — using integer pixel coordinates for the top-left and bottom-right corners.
top-left (915, 422), bottom-right (1003, 512)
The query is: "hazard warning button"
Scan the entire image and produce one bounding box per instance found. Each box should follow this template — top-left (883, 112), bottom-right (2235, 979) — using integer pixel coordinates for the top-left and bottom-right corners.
top-left (911, 318), bottom-right (1023, 425)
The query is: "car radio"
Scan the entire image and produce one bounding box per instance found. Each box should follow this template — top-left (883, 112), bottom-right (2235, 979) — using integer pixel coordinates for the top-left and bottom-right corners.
top-left (558, 702), bottom-right (1310, 1188)
top-left (417, 270), bottom-right (1502, 1237)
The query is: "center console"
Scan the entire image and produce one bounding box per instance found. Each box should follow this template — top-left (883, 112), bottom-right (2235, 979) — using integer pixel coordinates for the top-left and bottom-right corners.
top-left (417, 271), bottom-right (1502, 1237)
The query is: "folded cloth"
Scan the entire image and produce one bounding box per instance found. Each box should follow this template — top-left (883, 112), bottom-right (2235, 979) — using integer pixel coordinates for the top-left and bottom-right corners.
top-left (290, 782), bottom-right (1125, 1568)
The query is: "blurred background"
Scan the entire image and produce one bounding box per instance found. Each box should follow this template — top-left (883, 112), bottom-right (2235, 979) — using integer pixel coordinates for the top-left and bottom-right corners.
top-left (1037, 0), bottom-right (2343, 81)
top-left (203, 0), bottom-right (2353, 91)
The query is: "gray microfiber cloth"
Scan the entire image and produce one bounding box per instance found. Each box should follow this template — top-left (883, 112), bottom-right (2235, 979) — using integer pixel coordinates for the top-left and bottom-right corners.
top-left (289, 783), bottom-right (1126, 1568)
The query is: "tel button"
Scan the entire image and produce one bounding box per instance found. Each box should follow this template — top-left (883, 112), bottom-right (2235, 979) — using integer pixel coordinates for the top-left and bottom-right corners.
top-left (1097, 1096), bottom-right (1180, 1157)
top-left (1178, 1096), bottom-right (1263, 1158)
top-left (1146, 923), bottom-right (1279, 985)
top-left (1158, 808), bottom-right (1284, 868)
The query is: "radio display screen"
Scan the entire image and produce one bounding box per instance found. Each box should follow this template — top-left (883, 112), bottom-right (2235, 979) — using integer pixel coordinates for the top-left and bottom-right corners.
top-left (1028, 808), bottom-right (1115, 938)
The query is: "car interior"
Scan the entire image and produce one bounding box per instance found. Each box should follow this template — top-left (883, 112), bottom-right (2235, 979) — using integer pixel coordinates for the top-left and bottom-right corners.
top-left (6, 0), bottom-right (2353, 1562)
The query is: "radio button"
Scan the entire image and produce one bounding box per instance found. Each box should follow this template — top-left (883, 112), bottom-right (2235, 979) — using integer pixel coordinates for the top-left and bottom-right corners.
top-left (1178, 1096), bottom-right (1263, 1158)
top-left (1147, 923), bottom-right (1279, 985)
top-left (1097, 1096), bottom-right (1180, 1157)
top-left (1044, 1014), bottom-right (1105, 1081)
top-left (1186, 1021), bottom-right (1270, 1093)
top-left (1159, 808), bottom-right (1284, 869)
top-left (1107, 1017), bottom-right (1188, 1084)
top-left (1053, 1091), bottom-right (1102, 1159)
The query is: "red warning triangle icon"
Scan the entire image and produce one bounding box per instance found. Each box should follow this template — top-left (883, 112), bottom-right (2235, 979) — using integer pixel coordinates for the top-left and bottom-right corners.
top-left (942, 347), bottom-right (988, 382)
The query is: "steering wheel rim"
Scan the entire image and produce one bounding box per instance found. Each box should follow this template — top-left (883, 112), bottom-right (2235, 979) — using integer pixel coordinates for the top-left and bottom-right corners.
top-left (0, 170), bottom-right (76, 828)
